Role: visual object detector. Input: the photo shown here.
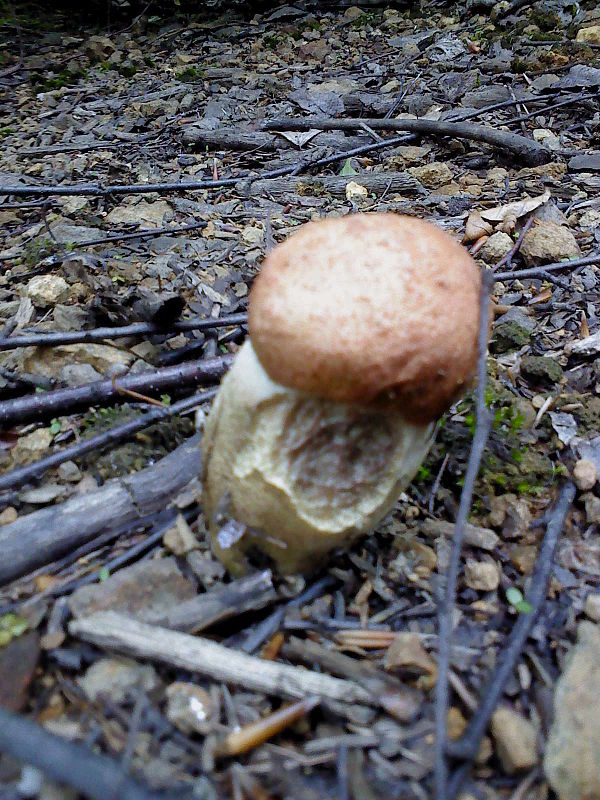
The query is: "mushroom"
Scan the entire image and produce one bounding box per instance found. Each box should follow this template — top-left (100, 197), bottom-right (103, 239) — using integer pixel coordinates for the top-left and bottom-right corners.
top-left (202, 213), bottom-right (483, 575)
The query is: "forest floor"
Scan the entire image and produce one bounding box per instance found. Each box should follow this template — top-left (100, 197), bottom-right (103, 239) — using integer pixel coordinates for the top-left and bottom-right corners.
top-left (0, 1), bottom-right (600, 798)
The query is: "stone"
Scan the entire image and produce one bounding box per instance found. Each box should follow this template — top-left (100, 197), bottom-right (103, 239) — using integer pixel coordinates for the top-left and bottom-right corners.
top-left (533, 128), bottom-right (560, 150)
top-left (384, 633), bottom-right (437, 688)
top-left (69, 557), bottom-right (196, 621)
top-left (584, 595), bottom-right (600, 622)
top-left (57, 461), bottom-right (82, 482)
top-left (24, 343), bottom-right (134, 379)
top-left (520, 221), bottom-right (581, 266)
top-left (492, 308), bottom-right (534, 353)
top-left (576, 26), bottom-right (600, 45)
top-left (463, 84), bottom-right (511, 108)
top-left (345, 181), bottom-right (368, 203)
top-left (520, 355), bottom-right (564, 386)
top-left (105, 200), bottom-right (171, 228)
top-left (408, 162), bottom-right (453, 188)
top-left (510, 545), bottom-right (537, 575)
top-left (573, 459), bottom-right (598, 491)
top-left (53, 304), bottom-right (89, 332)
top-left (579, 210), bottom-right (600, 228)
top-left (491, 707), bottom-right (538, 774)
top-left (582, 493), bottom-right (600, 524)
top-left (0, 507), bottom-right (17, 526)
top-left (11, 429), bottom-right (53, 466)
top-left (86, 35), bottom-right (116, 61)
top-left (464, 559), bottom-right (500, 591)
top-left (420, 519), bottom-right (499, 550)
top-left (20, 484), bottom-right (66, 504)
top-left (479, 232), bottom-right (513, 263)
top-left (0, 632), bottom-right (40, 712)
top-left (165, 682), bottom-right (215, 735)
top-left (79, 657), bottom-right (159, 703)
top-left (59, 363), bottom-right (102, 387)
top-left (26, 275), bottom-right (68, 308)
top-left (163, 514), bottom-right (199, 556)
top-left (544, 622), bottom-right (600, 800)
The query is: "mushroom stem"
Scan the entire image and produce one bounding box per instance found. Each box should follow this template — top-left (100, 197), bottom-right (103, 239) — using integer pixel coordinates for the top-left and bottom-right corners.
top-left (202, 341), bottom-right (435, 575)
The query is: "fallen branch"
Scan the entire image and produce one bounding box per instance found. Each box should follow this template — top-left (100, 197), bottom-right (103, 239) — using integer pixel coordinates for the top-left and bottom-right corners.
top-left (0, 312), bottom-right (247, 350)
top-left (58, 219), bottom-right (208, 248)
top-left (434, 270), bottom-right (494, 800)
top-left (0, 389), bottom-right (216, 493)
top-left (149, 569), bottom-right (278, 633)
top-left (0, 133), bottom-right (415, 198)
top-left (0, 354), bottom-right (232, 427)
top-left (494, 251), bottom-right (600, 281)
top-left (245, 171), bottom-right (424, 198)
top-left (262, 116), bottom-right (551, 166)
top-left (446, 481), bottom-right (576, 799)
top-left (0, 433), bottom-right (203, 586)
top-left (182, 125), bottom-right (368, 152)
top-left (0, 706), bottom-right (163, 800)
top-left (69, 611), bottom-right (372, 705)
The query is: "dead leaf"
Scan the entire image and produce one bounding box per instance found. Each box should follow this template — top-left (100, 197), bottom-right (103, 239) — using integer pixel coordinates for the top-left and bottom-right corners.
top-left (463, 211), bottom-right (493, 243)
top-left (480, 190), bottom-right (551, 223)
top-left (274, 130), bottom-right (322, 148)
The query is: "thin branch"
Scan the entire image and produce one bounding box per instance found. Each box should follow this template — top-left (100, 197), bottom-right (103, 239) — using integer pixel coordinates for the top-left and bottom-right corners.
top-left (0, 706), bottom-right (164, 800)
top-left (263, 117), bottom-right (551, 166)
top-left (493, 215), bottom-right (535, 272)
top-left (494, 251), bottom-right (600, 281)
top-left (0, 388), bottom-right (216, 493)
top-left (69, 612), bottom-right (373, 705)
top-left (0, 354), bottom-right (232, 427)
top-left (0, 134), bottom-right (416, 199)
top-left (62, 219), bottom-right (207, 248)
top-left (0, 312), bottom-right (247, 350)
top-left (434, 269), bottom-right (494, 800)
top-left (446, 481), bottom-right (575, 798)
top-left (0, 433), bottom-right (203, 586)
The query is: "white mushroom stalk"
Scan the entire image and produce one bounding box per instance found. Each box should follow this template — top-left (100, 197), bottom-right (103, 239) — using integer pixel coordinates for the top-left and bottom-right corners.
top-left (202, 213), bottom-right (483, 575)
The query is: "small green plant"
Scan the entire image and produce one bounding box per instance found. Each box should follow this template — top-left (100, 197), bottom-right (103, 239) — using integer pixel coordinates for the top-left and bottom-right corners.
top-left (416, 465), bottom-right (432, 482)
top-left (0, 613), bottom-right (28, 647)
top-left (262, 34), bottom-right (278, 50)
top-left (176, 65), bottom-right (204, 81)
top-left (506, 586), bottom-right (532, 614)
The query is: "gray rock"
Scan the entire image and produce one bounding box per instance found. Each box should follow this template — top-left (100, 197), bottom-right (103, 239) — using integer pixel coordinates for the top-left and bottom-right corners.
top-left (69, 557), bottom-right (196, 621)
top-left (57, 461), bottom-right (82, 482)
top-left (26, 276), bottom-right (68, 308)
top-left (491, 707), bottom-right (538, 774)
top-left (79, 657), bottom-right (159, 703)
top-left (544, 622), bottom-right (600, 800)
top-left (491, 308), bottom-right (534, 353)
top-left (480, 231), bottom-right (514, 263)
top-left (165, 682), bottom-right (215, 735)
top-left (463, 84), bottom-right (512, 109)
top-left (59, 363), bottom-right (102, 387)
top-left (520, 355), bottom-right (564, 385)
top-left (520, 221), bottom-right (581, 266)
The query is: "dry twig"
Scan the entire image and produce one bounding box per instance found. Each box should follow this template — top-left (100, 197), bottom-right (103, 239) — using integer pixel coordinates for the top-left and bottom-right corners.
top-left (0, 354), bottom-right (232, 427)
top-left (446, 481), bottom-right (576, 799)
top-left (434, 270), bottom-right (494, 799)
top-left (263, 116), bottom-right (551, 165)
top-left (69, 611), bottom-right (373, 705)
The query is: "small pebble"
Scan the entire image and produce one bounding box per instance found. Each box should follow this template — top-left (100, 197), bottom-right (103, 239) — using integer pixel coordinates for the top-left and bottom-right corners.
top-left (464, 559), bottom-right (500, 592)
top-left (573, 459), bottom-right (598, 491)
top-left (585, 594), bottom-right (600, 622)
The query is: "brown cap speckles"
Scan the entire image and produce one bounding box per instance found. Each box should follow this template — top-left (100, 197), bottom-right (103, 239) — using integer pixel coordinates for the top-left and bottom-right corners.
top-left (248, 213), bottom-right (483, 424)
